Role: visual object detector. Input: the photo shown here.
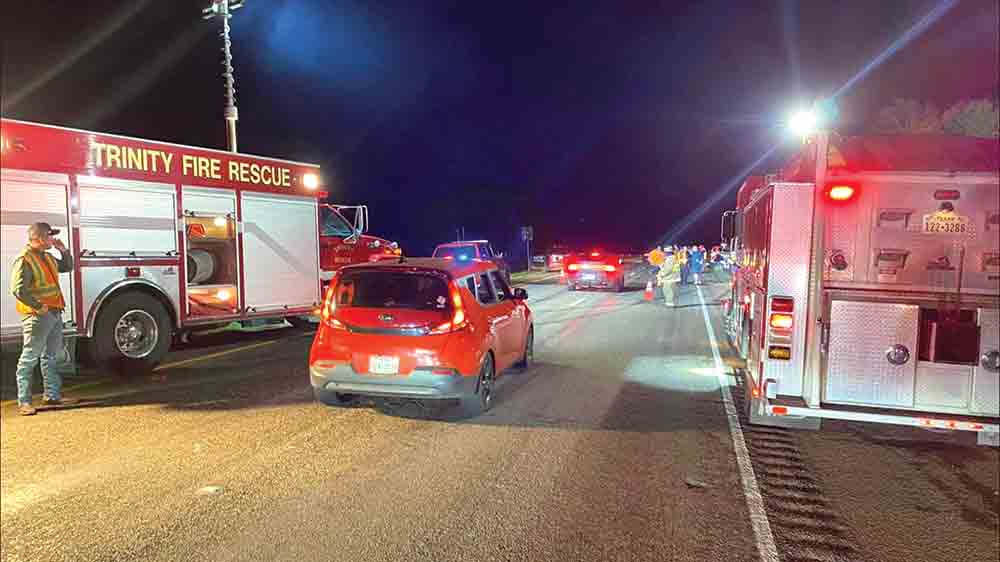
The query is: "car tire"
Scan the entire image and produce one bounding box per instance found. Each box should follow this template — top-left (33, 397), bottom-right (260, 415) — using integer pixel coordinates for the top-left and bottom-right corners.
top-left (92, 291), bottom-right (172, 376)
top-left (514, 327), bottom-right (533, 371)
top-left (460, 353), bottom-right (495, 417)
top-left (314, 387), bottom-right (359, 407)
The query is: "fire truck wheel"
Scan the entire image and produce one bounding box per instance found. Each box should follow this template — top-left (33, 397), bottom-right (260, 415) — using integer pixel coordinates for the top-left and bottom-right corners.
top-left (93, 291), bottom-right (172, 376)
top-left (76, 338), bottom-right (98, 368)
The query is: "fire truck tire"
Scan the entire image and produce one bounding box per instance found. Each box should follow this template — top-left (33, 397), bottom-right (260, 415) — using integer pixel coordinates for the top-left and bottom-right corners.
top-left (615, 277), bottom-right (626, 292)
top-left (76, 337), bottom-right (98, 368)
top-left (92, 291), bottom-right (172, 376)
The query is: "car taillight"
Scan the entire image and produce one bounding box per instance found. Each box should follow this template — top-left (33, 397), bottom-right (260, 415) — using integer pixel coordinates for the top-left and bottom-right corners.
top-left (603, 265), bottom-right (616, 272)
top-left (321, 282), bottom-right (346, 330)
top-left (567, 264), bottom-right (579, 271)
top-left (429, 281), bottom-right (469, 335)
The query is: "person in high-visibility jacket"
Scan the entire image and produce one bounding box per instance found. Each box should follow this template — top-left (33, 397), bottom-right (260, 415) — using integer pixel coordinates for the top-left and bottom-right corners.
top-left (10, 222), bottom-right (74, 416)
top-left (656, 248), bottom-right (680, 306)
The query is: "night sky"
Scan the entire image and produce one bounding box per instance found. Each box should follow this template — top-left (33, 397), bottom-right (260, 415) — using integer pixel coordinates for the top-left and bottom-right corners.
top-left (3, 0), bottom-right (997, 258)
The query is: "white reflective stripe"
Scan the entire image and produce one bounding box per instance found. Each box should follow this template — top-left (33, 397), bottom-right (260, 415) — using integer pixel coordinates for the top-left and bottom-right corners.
top-left (698, 285), bottom-right (780, 562)
top-left (777, 405), bottom-right (1000, 434)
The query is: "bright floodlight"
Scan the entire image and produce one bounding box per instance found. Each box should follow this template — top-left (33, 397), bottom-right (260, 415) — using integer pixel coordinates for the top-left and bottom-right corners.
top-left (788, 110), bottom-right (818, 136)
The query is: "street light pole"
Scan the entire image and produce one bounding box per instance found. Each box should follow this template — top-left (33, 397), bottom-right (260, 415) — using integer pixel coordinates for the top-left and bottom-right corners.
top-left (203, 0), bottom-right (245, 153)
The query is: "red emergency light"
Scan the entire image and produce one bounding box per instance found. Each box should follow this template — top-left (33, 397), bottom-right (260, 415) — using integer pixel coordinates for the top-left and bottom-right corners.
top-left (824, 183), bottom-right (857, 202)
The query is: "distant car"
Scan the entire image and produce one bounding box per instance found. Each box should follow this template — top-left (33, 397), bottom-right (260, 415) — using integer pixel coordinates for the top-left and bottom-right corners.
top-left (432, 240), bottom-right (511, 284)
top-left (563, 250), bottom-right (626, 292)
top-left (309, 258), bottom-right (533, 416)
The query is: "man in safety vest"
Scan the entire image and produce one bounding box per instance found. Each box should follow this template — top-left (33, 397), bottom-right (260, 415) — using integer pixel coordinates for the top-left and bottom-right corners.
top-left (10, 222), bottom-right (74, 416)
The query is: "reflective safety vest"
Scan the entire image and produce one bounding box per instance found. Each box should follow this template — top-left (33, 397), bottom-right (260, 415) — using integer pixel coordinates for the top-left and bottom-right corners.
top-left (14, 248), bottom-right (66, 315)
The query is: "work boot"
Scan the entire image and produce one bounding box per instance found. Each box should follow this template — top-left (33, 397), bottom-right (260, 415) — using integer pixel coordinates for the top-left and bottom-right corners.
top-left (18, 404), bottom-right (37, 416)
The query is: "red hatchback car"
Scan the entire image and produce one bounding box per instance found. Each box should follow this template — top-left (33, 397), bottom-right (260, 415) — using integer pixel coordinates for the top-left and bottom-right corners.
top-left (309, 258), bottom-right (533, 415)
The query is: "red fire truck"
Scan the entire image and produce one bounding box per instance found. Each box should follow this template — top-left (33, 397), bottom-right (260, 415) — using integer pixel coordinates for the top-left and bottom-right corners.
top-left (1, 118), bottom-right (326, 373)
top-left (318, 204), bottom-right (401, 289)
top-left (724, 134), bottom-right (1000, 446)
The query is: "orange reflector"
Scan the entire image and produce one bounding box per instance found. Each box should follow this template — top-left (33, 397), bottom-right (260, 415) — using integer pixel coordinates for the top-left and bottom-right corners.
top-left (751, 387), bottom-right (761, 398)
top-left (768, 346), bottom-right (792, 360)
top-left (771, 406), bottom-right (788, 415)
top-left (946, 420), bottom-right (958, 429)
top-left (970, 423), bottom-right (984, 431)
top-left (827, 185), bottom-right (856, 201)
top-left (919, 418), bottom-right (933, 426)
top-left (769, 313), bottom-right (794, 330)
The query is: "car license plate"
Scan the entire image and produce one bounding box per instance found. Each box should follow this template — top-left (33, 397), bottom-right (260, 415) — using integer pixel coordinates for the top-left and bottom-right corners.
top-left (580, 273), bottom-right (596, 281)
top-left (369, 355), bottom-right (400, 375)
top-left (922, 212), bottom-right (969, 234)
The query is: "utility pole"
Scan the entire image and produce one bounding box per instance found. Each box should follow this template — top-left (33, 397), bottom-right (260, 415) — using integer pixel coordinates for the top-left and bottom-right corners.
top-left (202, 0), bottom-right (245, 153)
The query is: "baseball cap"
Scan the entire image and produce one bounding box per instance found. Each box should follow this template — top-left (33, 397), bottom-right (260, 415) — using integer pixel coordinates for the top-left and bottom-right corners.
top-left (28, 222), bottom-right (60, 239)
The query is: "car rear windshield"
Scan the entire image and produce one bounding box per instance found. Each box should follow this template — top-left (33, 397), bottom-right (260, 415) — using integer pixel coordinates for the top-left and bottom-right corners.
top-left (433, 245), bottom-right (476, 260)
top-left (335, 271), bottom-right (451, 311)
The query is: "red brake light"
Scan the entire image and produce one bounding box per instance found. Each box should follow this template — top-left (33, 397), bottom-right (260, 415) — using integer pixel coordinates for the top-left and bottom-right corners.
top-left (769, 312), bottom-right (794, 330)
top-left (934, 189), bottom-right (961, 201)
top-left (321, 278), bottom-right (346, 330)
top-left (770, 297), bottom-right (794, 313)
top-left (429, 281), bottom-right (469, 335)
top-left (826, 184), bottom-right (856, 202)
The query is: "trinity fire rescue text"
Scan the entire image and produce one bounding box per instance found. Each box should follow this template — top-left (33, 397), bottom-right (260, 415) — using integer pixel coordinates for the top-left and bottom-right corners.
top-left (89, 141), bottom-right (293, 187)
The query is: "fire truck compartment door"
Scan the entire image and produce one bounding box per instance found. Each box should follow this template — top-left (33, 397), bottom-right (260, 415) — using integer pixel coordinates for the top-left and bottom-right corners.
top-left (240, 192), bottom-right (319, 312)
top-left (971, 308), bottom-right (1000, 416)
top-left (0, 170), bottom-right (76, 339)
top-left (76, 177), bottom-right (177, 257)
top-left (825, 300), bottom-right (918, 408)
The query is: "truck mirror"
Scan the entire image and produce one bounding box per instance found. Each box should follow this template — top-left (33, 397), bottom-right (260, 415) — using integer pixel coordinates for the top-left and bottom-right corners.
top-left (721, 210), bottom-right (737, 244)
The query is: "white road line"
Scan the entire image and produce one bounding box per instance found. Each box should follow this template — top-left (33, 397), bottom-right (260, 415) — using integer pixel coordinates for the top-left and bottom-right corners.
top-left (697, 285), bottom-right (780, 562)
top-left (568, 296), bottom-right (588, 308)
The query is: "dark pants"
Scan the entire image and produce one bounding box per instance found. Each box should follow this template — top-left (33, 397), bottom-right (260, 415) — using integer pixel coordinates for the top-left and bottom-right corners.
top-left (680, 263), bottom-right (690, 285)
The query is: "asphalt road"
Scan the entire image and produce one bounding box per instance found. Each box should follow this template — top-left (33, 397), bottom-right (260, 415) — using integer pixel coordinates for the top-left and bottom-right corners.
top-left (1, 268), bottom-right (997, 562)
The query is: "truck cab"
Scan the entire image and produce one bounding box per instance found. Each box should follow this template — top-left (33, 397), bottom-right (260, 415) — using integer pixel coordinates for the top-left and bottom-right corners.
top-left (320, 205), bottom-right (401, 287)
top-left (432, 240), bottom-right (511, 284)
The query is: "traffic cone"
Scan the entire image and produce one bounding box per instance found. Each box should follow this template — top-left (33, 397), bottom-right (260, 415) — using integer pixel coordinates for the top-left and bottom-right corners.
top-left (644, 280), bottom-right (654, 301)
